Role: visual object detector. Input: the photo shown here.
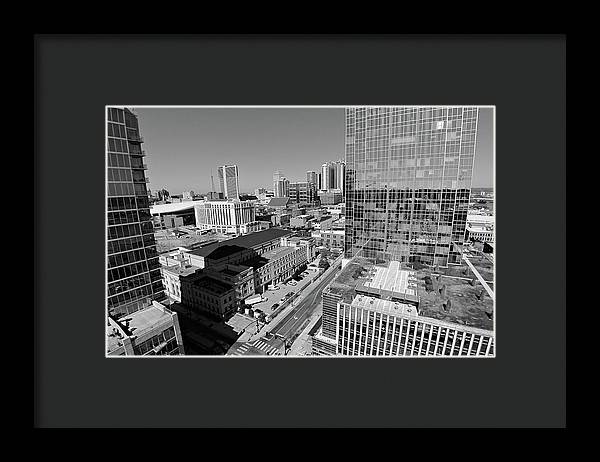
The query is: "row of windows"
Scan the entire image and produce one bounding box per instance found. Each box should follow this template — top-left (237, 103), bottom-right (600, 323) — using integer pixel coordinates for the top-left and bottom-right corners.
top-left (108, 261), bottom-right (149, 284)
top-left (108, 272), bottom-right (151, 297)
top-left (108, 137), bottom-right (129, 153)
top-left (108, 196), bottom-right (149, 211)
top-left (133, 327), bottom-right (176, 355)
top-left (108, 122), bottom-right (127, 139)
top-left (108, 152), bottom-right (131, 169)
top-left (107, 167), bottom-right (133, 183)
top-left (107, 220), bottom-right (153, 239)
top-left (108, 107), bottom-right (125, 123)
top-left (108, 249), bottom-right (148, 270)
top-left (108, 209), bottom-right (151, 226)
top-left (108, 235), bottom-right (144, 254)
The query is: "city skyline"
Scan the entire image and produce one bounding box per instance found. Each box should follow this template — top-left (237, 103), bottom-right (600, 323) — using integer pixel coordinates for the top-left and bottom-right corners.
top-left (132, 107), bottom-right (494, 195)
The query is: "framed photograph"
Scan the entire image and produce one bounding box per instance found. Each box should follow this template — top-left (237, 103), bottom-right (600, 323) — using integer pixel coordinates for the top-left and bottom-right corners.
top-left (35, 34), bottom-right (565, 428)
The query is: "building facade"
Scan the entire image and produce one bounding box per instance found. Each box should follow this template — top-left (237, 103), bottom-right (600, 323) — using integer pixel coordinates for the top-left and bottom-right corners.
top-left (318, 190), bottom-right (343, 205)
top-left (344, 107), bottom-right (480, 267)
top-left (217, 165), bottom-right (240, 200)
top-left (311, 255), bottom-right (494, 357)
top-left (194, 199), bottom-right (259, 235)
top-left (107, 107), bottom-right (165, 318)
top-left (289, 181), bottom-right (317, 205)
top-left (107, 301), bottom-right (185, 356)
top-left (273, 171), bottom-right (290, 198)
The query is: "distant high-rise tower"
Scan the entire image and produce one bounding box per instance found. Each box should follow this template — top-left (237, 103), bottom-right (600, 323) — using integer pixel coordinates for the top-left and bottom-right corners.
top-left (344, 106), bottom-right (480, 267)
top-left (273, 170), bottom-right (290, 198)
top-left (106, 107), bottom-right (166, 317)
top-left (306, 170), bottom-right (318, 186)
top-left (334, 161), bottom-right (346, 195)
top-left (321, 162), bottom-right (335, 190)
top-left (217, 165), bottom-right (240, 200)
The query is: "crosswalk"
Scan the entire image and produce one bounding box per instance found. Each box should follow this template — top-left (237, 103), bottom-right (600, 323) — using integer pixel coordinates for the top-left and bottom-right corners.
top-left (228, 339), bottom-right (282, 356)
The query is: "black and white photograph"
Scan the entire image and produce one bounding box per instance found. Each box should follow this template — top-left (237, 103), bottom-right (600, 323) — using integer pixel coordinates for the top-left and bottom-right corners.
top-left (36, 34), bottom-right (565, 429)
top-left (106, 106), bottom-right (495, 357)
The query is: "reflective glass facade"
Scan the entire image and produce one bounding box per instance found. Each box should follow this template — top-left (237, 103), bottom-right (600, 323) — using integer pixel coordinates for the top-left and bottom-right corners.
top-left (107, 107), bottom-right (165, 317)
top-left (344, 107), bottom-right (479, 267)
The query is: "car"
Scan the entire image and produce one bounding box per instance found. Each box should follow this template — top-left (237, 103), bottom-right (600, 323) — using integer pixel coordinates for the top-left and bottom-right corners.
top-left (272, 303), bottom-right (280, 309)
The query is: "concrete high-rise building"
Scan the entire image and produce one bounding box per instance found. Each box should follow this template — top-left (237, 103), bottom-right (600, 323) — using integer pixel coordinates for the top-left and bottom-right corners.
top-left (217, 165), bottom-right (240, 200)
top-left (194, 199), bottom-right (259, 235)
top-left (344, 106), bottom-right (480, 267)
top-left (311, 252), bottom-right (494, 357)
top-left (321, 162), bottom-right (335, 190)
top-left (307, 171), bottom-right (318, 186)
top-left (334, 161), bottom-right (346, 195)
top-left (107, 107), bottom-right (184, 356)
top-left (289, 181), bottom-right (317, 205)
top-left (273, 170), bottom-right (290, 198)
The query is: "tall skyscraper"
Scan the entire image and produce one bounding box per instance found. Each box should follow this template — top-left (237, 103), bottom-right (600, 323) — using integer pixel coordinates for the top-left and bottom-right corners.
top-left (107, 107), bottom-right (185, 356)
top-left (306, 170), bottom-right (318, 186)
top-left (107, 107), bottom-right (166, 317)
top-left (217, 165), bottom-right (240, 200)
top-left (321, 162), bottom-right (335, 190)
top-left (273, 170), bottom-right (290, 198)
top-left (334, 160), bottom-right (346, 195)
top-left (344, 107), bottom-right (479, 267)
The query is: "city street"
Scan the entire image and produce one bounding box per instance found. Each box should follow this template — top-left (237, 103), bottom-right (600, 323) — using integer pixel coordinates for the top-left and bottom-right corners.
top-left (226, 256), bottom-right (341, 356)
top-left (270, 266), bottom-right (337, 339)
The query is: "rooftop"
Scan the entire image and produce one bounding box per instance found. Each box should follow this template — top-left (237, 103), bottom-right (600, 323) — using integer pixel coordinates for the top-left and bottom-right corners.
top-left (263, 245), bottom-right (296, 260)
top-left (191, 276), bottom-right (234, 296)
top-left (116, 302), bottom-right (174, 338)
top-left (187, 228), bottom-right (292, 257)
top-left (150, 202), bottom-right (195, 215)
top-left (162, 263), bottom-right (198, 277)
top-left (268, 197), bottom-right (290, 207)
top-left (351, 294), bottom-right (418, 318)
top-left (328, 257), bottom-right (494, 331)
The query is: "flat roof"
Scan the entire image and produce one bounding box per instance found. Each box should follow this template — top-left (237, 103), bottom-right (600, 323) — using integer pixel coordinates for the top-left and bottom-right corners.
top-left (192, 276), bottom-right (234, 295)
top-left (150, 202), bottom-right (195, 215)
top-left (328, 257), bottom-right (493, 331)
top-left (268, 197), bottom-right (290, 207)
top-left (467, 214), bottom-right (494, 224)
top-left (360, 261), bottom-right (418, 297)
top-left (117, 303), bottom-right (174, 337)
top-left (263, 245), bottom-right (296, 260)
top-left (162, 264), bottom-right (198, 276)
top-left (351, 294), bottom-right (418, 318)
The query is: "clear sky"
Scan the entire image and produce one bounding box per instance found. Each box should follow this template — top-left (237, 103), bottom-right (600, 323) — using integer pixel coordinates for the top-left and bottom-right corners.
top-left (135, 107), bottom-right (493, 195)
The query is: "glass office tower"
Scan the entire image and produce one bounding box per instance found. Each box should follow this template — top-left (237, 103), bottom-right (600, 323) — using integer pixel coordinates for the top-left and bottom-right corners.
top-left (107, 107), bottom-right (165, 318)
top-left (344, 107), bottom-right (479, 267)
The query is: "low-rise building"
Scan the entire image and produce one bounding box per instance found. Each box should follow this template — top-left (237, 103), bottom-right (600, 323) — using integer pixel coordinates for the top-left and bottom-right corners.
top-left (312, 229), bottom-right (345, 248)
top-left (313, 215), bottom-right (334, 231)
top-left (290, 214), bottom-right (313, 228)
top-left (318, 190), bottom-right (343, 205)
top-left (180, 272), bottom-right (237, 319)
top-left (106, 301), bottom-right (185, 356)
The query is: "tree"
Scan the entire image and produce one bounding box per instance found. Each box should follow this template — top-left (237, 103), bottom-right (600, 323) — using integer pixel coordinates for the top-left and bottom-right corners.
top-left (319, 257), bottom-right (330, 269)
